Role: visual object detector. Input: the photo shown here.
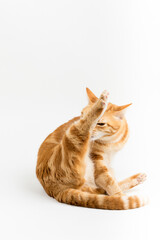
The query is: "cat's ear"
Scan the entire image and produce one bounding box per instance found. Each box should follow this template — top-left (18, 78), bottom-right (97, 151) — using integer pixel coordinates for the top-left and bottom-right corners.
top-left (114, 103), bottom-right (132, 119)
top-left (86, 88), bottom-right (98, 104)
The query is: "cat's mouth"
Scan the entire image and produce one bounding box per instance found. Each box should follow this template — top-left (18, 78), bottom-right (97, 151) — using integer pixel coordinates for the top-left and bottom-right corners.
top-left (91, 132), bottom-right (106, 141)
top-left (91, 136), bottom-right (97, 141)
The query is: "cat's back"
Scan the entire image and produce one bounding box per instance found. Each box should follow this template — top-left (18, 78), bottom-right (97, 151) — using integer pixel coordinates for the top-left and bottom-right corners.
top-left (37, 116), bottom-right (80, 167)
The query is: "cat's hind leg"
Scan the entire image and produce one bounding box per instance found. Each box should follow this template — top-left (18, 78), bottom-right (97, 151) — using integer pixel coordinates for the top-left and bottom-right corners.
top-left (118, 173), bottom-right (147, 192)
top-left (80, 185), bottom-right (106, 194)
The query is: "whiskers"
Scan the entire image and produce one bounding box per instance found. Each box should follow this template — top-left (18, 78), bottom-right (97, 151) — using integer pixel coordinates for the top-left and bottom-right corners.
top-left (104, 126), bottom-right (118, 136)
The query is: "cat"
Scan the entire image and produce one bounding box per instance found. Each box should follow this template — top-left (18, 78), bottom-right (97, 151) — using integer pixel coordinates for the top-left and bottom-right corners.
top-left (36, 88), bottom-right (147, 210)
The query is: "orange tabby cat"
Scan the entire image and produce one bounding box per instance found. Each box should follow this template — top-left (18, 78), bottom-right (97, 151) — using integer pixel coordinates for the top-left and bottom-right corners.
top-left (36, 88), bottom-right (147, 210)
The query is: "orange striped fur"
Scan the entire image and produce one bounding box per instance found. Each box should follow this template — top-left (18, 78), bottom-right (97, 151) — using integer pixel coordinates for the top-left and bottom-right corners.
top-left (36, 88), bottom-right (148, 210)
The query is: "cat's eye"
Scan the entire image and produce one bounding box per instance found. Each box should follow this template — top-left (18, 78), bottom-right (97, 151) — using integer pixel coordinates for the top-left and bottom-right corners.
top-left (97, 123), bottom-right (106, 126)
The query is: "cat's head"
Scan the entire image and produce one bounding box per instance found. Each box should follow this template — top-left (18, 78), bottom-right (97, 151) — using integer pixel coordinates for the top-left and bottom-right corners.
top-left (82, 88), bottom-right (132, 141)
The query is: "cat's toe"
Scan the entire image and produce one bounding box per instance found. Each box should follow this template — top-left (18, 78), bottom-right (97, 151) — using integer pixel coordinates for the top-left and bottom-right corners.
top-left (137, 173), bottom-right (147, 184)
top-left (99, 90), bottom-right (109, 107)
top-left (100, 90), bottom-right (109, 100)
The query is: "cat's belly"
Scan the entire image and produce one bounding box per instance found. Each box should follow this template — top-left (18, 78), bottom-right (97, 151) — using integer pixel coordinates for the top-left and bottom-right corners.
top-left (84, 155), bottom-right (97, 188)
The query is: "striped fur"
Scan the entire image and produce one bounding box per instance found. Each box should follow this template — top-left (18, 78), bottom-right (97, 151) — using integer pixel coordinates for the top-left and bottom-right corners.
top-left (36, 88), bottom-right (148, 210)
top-left (56, 189), bottom-right (148, 210)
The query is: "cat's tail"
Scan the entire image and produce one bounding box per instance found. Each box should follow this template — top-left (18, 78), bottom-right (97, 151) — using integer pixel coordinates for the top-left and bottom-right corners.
top-left (56, 188), bottom-right (148, 210)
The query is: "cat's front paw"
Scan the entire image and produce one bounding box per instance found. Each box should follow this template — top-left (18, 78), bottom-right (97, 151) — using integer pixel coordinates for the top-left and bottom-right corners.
top-left (88, 90), bottom-right (109, 123)
top-left (98, 90), bottom-right (109, 108)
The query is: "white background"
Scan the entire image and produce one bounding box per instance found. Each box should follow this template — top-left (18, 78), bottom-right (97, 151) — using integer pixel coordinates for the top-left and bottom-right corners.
top-left (0, 0), bottom-right (160, 240)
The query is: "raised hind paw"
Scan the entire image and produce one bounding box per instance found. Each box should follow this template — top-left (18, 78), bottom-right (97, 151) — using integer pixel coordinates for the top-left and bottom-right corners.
top-left (119, 173), bottom-right (147, 192)
top-left (136, 173), bottom-right (147, 185)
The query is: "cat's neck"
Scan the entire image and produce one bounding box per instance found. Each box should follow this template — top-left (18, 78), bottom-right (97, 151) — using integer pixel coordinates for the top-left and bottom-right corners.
top-left (103, 151), bottom-right (116, 167)
top-left (89, 122), bottom-right (129, 167)
top-left (89, 139), bottom-right (115, 167)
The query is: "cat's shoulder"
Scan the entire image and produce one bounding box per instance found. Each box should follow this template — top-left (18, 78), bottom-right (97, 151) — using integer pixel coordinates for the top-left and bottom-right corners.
top-left (45, 116), bottom-right (80, 144)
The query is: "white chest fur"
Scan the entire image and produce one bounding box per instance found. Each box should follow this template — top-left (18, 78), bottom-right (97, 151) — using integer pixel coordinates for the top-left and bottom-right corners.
top-left (84, 155), bottom-right (97, 188)
top-left (103, 152), bottom-right (115, 167)
top-left (84, 152), bottom-right (115, 187)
